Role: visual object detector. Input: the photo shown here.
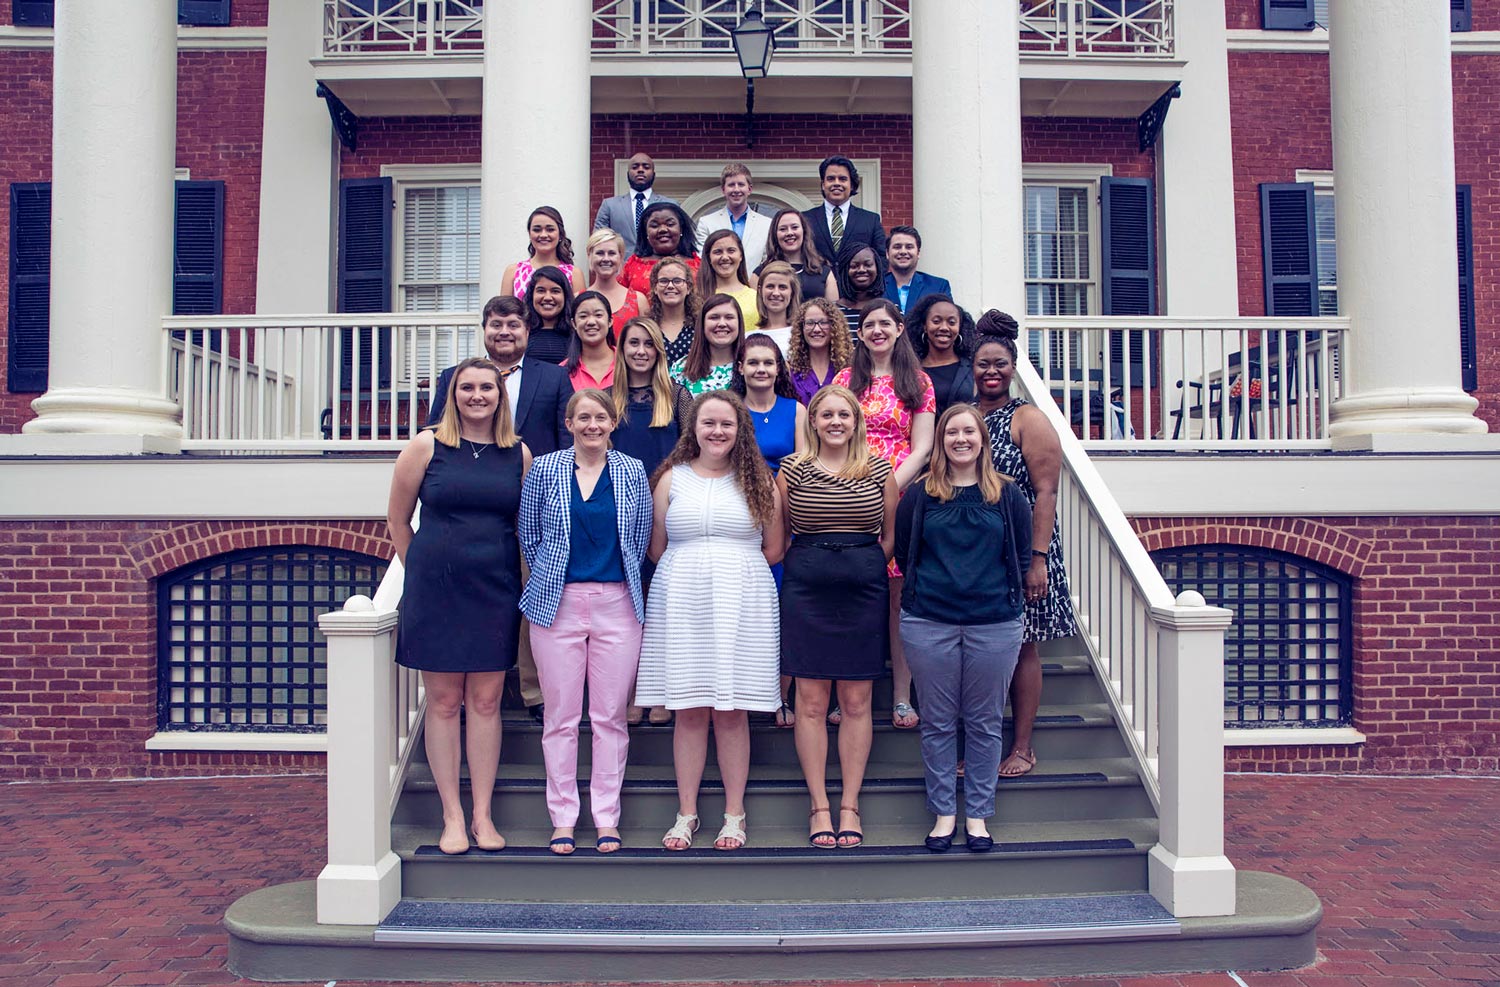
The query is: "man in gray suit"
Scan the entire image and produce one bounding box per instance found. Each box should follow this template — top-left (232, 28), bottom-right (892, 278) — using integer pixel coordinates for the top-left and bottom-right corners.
top-left (593, 152), bottom-right (676, 254)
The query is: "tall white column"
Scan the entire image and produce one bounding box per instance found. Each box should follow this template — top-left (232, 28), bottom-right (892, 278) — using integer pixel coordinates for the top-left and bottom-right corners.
top-left (911, 0), bottom-right (1024, 314)
top-left (25, 0), bottom-right (181, 437)
top-left (480, 0), bottom-right (592, 294)
top-left (1326, 0), bottom-right (1485, 439)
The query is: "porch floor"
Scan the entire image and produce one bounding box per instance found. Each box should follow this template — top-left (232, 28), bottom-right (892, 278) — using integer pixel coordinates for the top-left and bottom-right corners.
top-left (3, 773), bottom-right (1497, 986)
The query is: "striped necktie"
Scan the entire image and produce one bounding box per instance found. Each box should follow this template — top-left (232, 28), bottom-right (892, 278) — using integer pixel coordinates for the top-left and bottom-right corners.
top-left (830, 206), bottom-right (844, 253)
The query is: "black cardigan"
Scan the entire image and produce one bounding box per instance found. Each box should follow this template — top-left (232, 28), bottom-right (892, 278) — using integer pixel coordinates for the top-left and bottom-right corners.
top-left (894, 479), bottom-right (1034, 622)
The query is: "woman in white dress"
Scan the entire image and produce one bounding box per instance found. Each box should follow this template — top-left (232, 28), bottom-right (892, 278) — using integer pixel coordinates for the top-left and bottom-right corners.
top-left (636, 390), bottom-right (785, 852)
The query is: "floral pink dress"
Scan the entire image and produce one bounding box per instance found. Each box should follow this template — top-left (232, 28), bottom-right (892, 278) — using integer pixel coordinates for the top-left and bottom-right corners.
top-left (833, 367), bottom-right (936, 576)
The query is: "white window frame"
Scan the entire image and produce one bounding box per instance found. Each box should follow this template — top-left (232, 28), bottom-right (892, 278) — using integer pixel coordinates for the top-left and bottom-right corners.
top-left (1022, 164), bottom-right (1111, 370)
top-left (1296, 169), bottom-right (1338, 317)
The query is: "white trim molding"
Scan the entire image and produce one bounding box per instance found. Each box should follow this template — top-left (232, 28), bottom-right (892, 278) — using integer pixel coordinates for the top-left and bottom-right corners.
top-left (1227, 29), bottom-right (1500, 55)
top-left (1224, 727), bottom-right (1367, 748)
top-left (0, 25), bottom-right (269, 50)
top-left (145, 731), bottom-right (328, 753)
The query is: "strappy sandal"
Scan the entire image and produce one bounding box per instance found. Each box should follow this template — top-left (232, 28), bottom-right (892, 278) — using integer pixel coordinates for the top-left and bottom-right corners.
top-left (648, 706), bottom-right (674, 726)
top-left (999, 748), bottom-right (1038, 777)
top-left (837, 805), bottom-right (863, 848)
top-left (661, 813), bottom-right (699, 851)
top-left (826, 705), bottom-right (842, 726)
top-left (892, 701), bottom-right (919, 729)
top-left (775, 701), bottom-right (795, 729)
top-left (808, 806), bottom-right (836, 849)
top-left (715, 812), bottom-right (747, 851)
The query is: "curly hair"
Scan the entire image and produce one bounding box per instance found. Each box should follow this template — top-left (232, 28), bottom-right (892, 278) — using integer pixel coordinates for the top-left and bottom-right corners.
top-left (653, 390), bottom-right (777, 529)
top-left (647, 257), bottom-right (700, 327)
top-left (787, 299), bottom-right (853, 375)
top-left (906, 293), bottom-right (977, 362)
top-left (524, 206), bottom-right (575, 265)
top-left (729, 333), bottom-right (798, 401)
top-left (975, 309), bottom-right (1021, 361)
top-left (633, 201), bottom-right (698, 260)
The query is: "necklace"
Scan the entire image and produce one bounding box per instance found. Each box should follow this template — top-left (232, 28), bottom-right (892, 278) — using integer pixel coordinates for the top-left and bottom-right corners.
top-left (464, 438), bottom-right (491, 459)
top-left (815, 455), bottom-right (846, 475)
top-left (746, 394), bottom-right (776, 423)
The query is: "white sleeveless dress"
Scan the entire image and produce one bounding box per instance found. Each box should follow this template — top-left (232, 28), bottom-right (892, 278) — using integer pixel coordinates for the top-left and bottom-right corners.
top-left (636, 464), bottom-right (781, 712)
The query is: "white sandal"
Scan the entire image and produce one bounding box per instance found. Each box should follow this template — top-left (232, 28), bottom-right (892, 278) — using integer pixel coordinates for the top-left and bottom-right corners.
top-left (715, 812), bottom-right (747, 851)
top-left (662, 813), bottom-right (699, 851)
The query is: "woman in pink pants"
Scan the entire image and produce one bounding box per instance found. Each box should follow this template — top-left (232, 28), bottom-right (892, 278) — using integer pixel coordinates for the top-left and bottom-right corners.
top-left (518, 389), bottom-right (654, 854)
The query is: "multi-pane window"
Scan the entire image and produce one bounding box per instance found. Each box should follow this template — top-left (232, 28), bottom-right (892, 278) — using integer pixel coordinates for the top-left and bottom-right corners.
top-left (1153, 545), bottom-right (1353, 728)
top-left (1024, 184), bottom-right (1094, 318)
top-left (1313, 190), bottom-right (1338, 315)
top-left (396, 183), bottom-right (480, 383)
top-left (157, 547), bottom-right (387, 732)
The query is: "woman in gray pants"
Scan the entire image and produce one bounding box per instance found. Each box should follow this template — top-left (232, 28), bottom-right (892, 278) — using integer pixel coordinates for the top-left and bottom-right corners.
top-left (895, 403), bottom-right (1032, 853)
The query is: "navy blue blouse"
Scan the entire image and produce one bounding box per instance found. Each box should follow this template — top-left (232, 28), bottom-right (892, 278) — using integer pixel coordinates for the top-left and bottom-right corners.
top-left (565, 466), bottom-right (626, 584)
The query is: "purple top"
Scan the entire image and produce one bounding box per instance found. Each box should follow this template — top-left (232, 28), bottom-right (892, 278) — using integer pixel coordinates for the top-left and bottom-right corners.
top-left (791, 364), bottom-right (840, 406)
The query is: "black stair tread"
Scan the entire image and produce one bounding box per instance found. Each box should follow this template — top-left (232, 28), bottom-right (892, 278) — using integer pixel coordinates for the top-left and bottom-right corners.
top-left (392, 816), bottom-right (1161, 857)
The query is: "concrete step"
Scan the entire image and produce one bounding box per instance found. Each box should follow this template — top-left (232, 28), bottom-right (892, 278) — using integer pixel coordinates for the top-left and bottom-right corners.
top-left (391, 817), bottom-right (1160, 903)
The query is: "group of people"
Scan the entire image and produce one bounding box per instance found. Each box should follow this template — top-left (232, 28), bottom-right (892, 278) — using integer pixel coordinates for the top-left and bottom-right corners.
top-left (386, 152), bottom-right (1073, 859)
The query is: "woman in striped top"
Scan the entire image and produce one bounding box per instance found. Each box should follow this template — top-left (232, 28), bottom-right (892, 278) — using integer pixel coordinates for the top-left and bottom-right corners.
top-left (776, 385), bottom-right (898, 849)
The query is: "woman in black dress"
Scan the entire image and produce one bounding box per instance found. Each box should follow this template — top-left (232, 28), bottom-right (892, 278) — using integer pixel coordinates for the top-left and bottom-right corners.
top-left (388, 356), bottom-right (533, 855)
top-left (907, 293), bottom-right (977, 417)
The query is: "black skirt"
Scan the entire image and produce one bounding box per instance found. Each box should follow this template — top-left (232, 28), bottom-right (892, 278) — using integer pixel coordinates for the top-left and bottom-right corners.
top-left (780, 532), bottom-right (888, 681)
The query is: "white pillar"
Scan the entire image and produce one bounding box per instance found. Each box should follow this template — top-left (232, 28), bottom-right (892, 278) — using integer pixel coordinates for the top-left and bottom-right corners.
top-left (911, 0), bottom-right (1023, 314)
top-left (25, 0), bottom-right (181, 437)
top-left (1326, 0), bottom-right (1485, 440)
top-left (1148, 591), bottom-right (1237, 918)
top-left (481, 0), bottom-right (592, 293)
top-left (255, 0), bottom-right (337, 314)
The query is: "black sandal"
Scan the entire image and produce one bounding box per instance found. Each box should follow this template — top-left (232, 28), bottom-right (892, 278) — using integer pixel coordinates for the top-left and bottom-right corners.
top-left (837, 805), bottom-right (863, 848)
top-left (808, 806), bottom-right (837, 849)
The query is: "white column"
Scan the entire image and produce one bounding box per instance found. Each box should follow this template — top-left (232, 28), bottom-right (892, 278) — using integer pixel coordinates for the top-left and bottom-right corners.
top-left (481, 0), bottom-right (592, 293)
top-left (911, 0), bottom-right (1023, 313)
top-left (1148, 591), bottom-right (1237, 918)
top-left (1326, 0), bottom-right (1485, 440)
top-left (316, 595), bottom-right (402, 925)
top-left (255, 0), bottom-right (337, 313)
top-left (24, 0), bottom-right (181, 437)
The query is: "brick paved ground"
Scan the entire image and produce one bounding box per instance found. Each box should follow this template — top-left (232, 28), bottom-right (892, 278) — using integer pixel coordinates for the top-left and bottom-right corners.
top-left (2, 774), bottom-right (1497, 987)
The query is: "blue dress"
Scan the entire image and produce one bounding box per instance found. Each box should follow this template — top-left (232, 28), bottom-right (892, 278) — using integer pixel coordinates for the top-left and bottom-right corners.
top-left (749, 395), bottom-right (799, 475)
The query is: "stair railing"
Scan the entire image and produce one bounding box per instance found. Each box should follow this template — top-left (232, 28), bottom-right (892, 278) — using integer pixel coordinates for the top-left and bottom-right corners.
top-left (1014, 345), bottom-right (1237, 918)
top-left (315, 553), bottom-right (415, 925)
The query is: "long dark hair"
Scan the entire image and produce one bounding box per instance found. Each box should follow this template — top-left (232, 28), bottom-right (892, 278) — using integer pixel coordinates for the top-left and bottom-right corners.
top-left (681, 293), bottom-right (745, 383)
top-left (525, 205), bottom-right (574, 264)
top-left (633, 201), bottom-right (698, 260)
top-left (847, 299), bottom-right (928, 413)
top-left (564, 290), bottom-right (617, 375)
top-left (698, 228), bottom-right (752, 297)
top-left (524, 265), bottom-right (575, 337)
top-left (761, 208), bottom-right (828, 275)
top-left (730, 332), bottom-right (797, 401)
top-left (834, 241), bottom-right (886, 306)
top-left (906, 293), bottom-right (978, 362)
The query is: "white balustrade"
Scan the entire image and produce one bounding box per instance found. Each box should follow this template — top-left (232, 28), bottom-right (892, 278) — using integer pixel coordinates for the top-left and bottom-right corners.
top-left (1025, 315), bottom-right (1349, 449)
top-left (1014, 352), bottom-right (1236, 916)
top-left (322, 0), bottom-right (482, 56)
top-left (1019, 0), bottom-right (1175, 58)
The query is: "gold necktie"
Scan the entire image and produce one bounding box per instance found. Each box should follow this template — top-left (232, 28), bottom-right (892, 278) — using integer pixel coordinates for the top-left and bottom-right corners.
top-left (830, 207), bottom-right (844, 253)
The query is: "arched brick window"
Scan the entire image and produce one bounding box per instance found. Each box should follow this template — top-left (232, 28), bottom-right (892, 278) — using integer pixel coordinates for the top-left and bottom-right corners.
top-left (1152, 545), bottom-right (1353, 728)
top-left (156, 547), bottom-right (388, 732)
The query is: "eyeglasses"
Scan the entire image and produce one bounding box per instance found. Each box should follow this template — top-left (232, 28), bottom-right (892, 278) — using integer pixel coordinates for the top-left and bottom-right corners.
top-left (803, 319), bottom-right (831, 329)
top-left (656, 277), bottom-right (689, 288)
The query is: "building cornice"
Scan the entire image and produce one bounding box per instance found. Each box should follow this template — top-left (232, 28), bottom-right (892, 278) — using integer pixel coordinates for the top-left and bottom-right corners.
top-left (0, 25), bottom-right (268, 51)
top-left (1227, 28), bottom-right (1500, 55)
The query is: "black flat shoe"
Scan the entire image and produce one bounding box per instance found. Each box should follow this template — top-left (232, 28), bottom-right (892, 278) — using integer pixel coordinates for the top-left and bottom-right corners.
top-left (966, 832), bottom-right (994, 853)
top-left (528, 704), bottom-right (546, 724)
top-left (924, 829), bottom-right (956, 853)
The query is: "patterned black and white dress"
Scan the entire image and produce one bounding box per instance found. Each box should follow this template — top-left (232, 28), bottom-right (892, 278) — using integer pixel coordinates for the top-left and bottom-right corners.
top-left (984, 399), bottom-right (1077, 643)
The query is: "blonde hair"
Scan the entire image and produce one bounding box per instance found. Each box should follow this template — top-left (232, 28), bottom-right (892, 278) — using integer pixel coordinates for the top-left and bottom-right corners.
top-left (782, 385), bottom-right (874, 481)
top-left (433, 357), bottom-right (520, 449)
top-left (787, 299), bottom-right (853, 376)
top-left (755, 260), bottom-right (802, 329)
top-left (923, 404), bottom-right (1005, 504)
top-left (585, 228), bottom-right (627, 280)
top-left (611, 317), bottom-right (676, 428)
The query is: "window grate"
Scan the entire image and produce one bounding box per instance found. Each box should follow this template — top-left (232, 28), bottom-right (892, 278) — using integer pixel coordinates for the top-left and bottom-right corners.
top-left (1152, 545), bottom-right (1353, 728)
top-left (156, 547), bottom-right (387, 732)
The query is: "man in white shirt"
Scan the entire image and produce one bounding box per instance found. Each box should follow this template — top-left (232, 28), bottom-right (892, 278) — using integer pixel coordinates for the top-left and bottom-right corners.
top-left (695, 163), bottom-right (773, 271)
top-left (593, 152), bottom-right (676, 254)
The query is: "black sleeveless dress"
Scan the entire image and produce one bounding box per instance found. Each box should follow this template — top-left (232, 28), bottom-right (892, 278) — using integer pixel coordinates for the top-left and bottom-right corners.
top-left (396, 439), bottom-right (524, 672)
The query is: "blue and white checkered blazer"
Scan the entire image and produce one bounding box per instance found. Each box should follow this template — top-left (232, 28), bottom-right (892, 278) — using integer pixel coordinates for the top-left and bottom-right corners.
top-left (517, 447), bottom-right (654, 628)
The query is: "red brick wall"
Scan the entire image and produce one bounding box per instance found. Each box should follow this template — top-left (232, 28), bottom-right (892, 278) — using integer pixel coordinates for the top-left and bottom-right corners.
top-left (1023, 117), bottom-right (1155, 179)
top-left (0, 520), bottom-right (391, 780)
top-left (1136, 515), bottom-right (1500, 774)
top-left (1453, 52), bottom-right (1500, 427)
top-left (1226, 0), bottom-right (1500, 32)
top-left (1, 0), bottom-right (269, 25)
top-left (0, 49), bottom-right (52, 432)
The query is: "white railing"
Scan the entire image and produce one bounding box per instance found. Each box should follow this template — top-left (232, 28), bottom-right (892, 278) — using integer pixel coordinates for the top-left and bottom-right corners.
top-left (162, 313), bottom-right (482, 451)
top-left (1015, 351), bottom-right (1236, 916)
top-left (322, 0), bottom-right (483, 56)
top-left (1019, 0), bottom-right (1174, 58)
top-left (317, 555), bottom-right (419, 925)
top-left (1026, 316), bottom-right (1349, 449)
top-left (591, 0), bottom-right (911, 56)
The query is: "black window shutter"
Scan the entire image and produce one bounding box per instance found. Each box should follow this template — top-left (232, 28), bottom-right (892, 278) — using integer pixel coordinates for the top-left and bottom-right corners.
top-left (1457, 185), bottom-right (1477, 392)
top-left (173, 180), bottom-right (225, 315)
top-left (337, 177), bottom-right (393, 388)
top-left (8, 183), bottom-right (51, 393)
top-left (1259, 182), bottom-right (1318, 317)
top-left (179, 1), bottom-right (232, 27)
top-left (1262, 0), bottom-right (1315, 30)
top-left (1101, 176), bottom-right (1157, 384)
top-left (1452, 0), bottom-right (1472, 32)
top-left (12, 1), bottom-right (53, 27)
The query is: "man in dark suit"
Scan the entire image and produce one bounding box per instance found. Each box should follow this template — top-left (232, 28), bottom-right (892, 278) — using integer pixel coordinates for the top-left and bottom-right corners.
top-left (592, 152), bottom-right (676, 255)
top-left (427, 295), bottom-right (571, 723)
top-left (883, 225), bottom-right (953, 314)
top-left (802, 154), bottom-right (887, 265)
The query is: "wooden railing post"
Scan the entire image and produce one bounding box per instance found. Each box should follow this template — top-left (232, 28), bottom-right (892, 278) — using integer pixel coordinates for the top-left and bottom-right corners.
top-left (1148, 589), bottom-right (1237, 917)
top-left (316, 594), bottom-right (402, 925)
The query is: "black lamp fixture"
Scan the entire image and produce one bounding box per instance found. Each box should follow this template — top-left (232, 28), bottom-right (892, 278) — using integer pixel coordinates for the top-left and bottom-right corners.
top-left (732, 4), bottom-right (776, 148)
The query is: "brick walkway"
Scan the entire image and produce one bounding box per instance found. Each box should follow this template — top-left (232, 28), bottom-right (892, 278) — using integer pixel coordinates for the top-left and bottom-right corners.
top-left (2, 774), bottom-right (1497, 987)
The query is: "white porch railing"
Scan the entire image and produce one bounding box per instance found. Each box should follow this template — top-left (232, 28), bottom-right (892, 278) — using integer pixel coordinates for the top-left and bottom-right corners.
top-left (1015, 351), bottom-right (1236, 917)
top-left (162, 313), bottom-right (482, 452)
top-left (319, 1), bottom-right (1175, 60)
top-left (1026, 316), bottom-right (1349, 449)
top-left (316, 557), bottom-right (420, 925)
